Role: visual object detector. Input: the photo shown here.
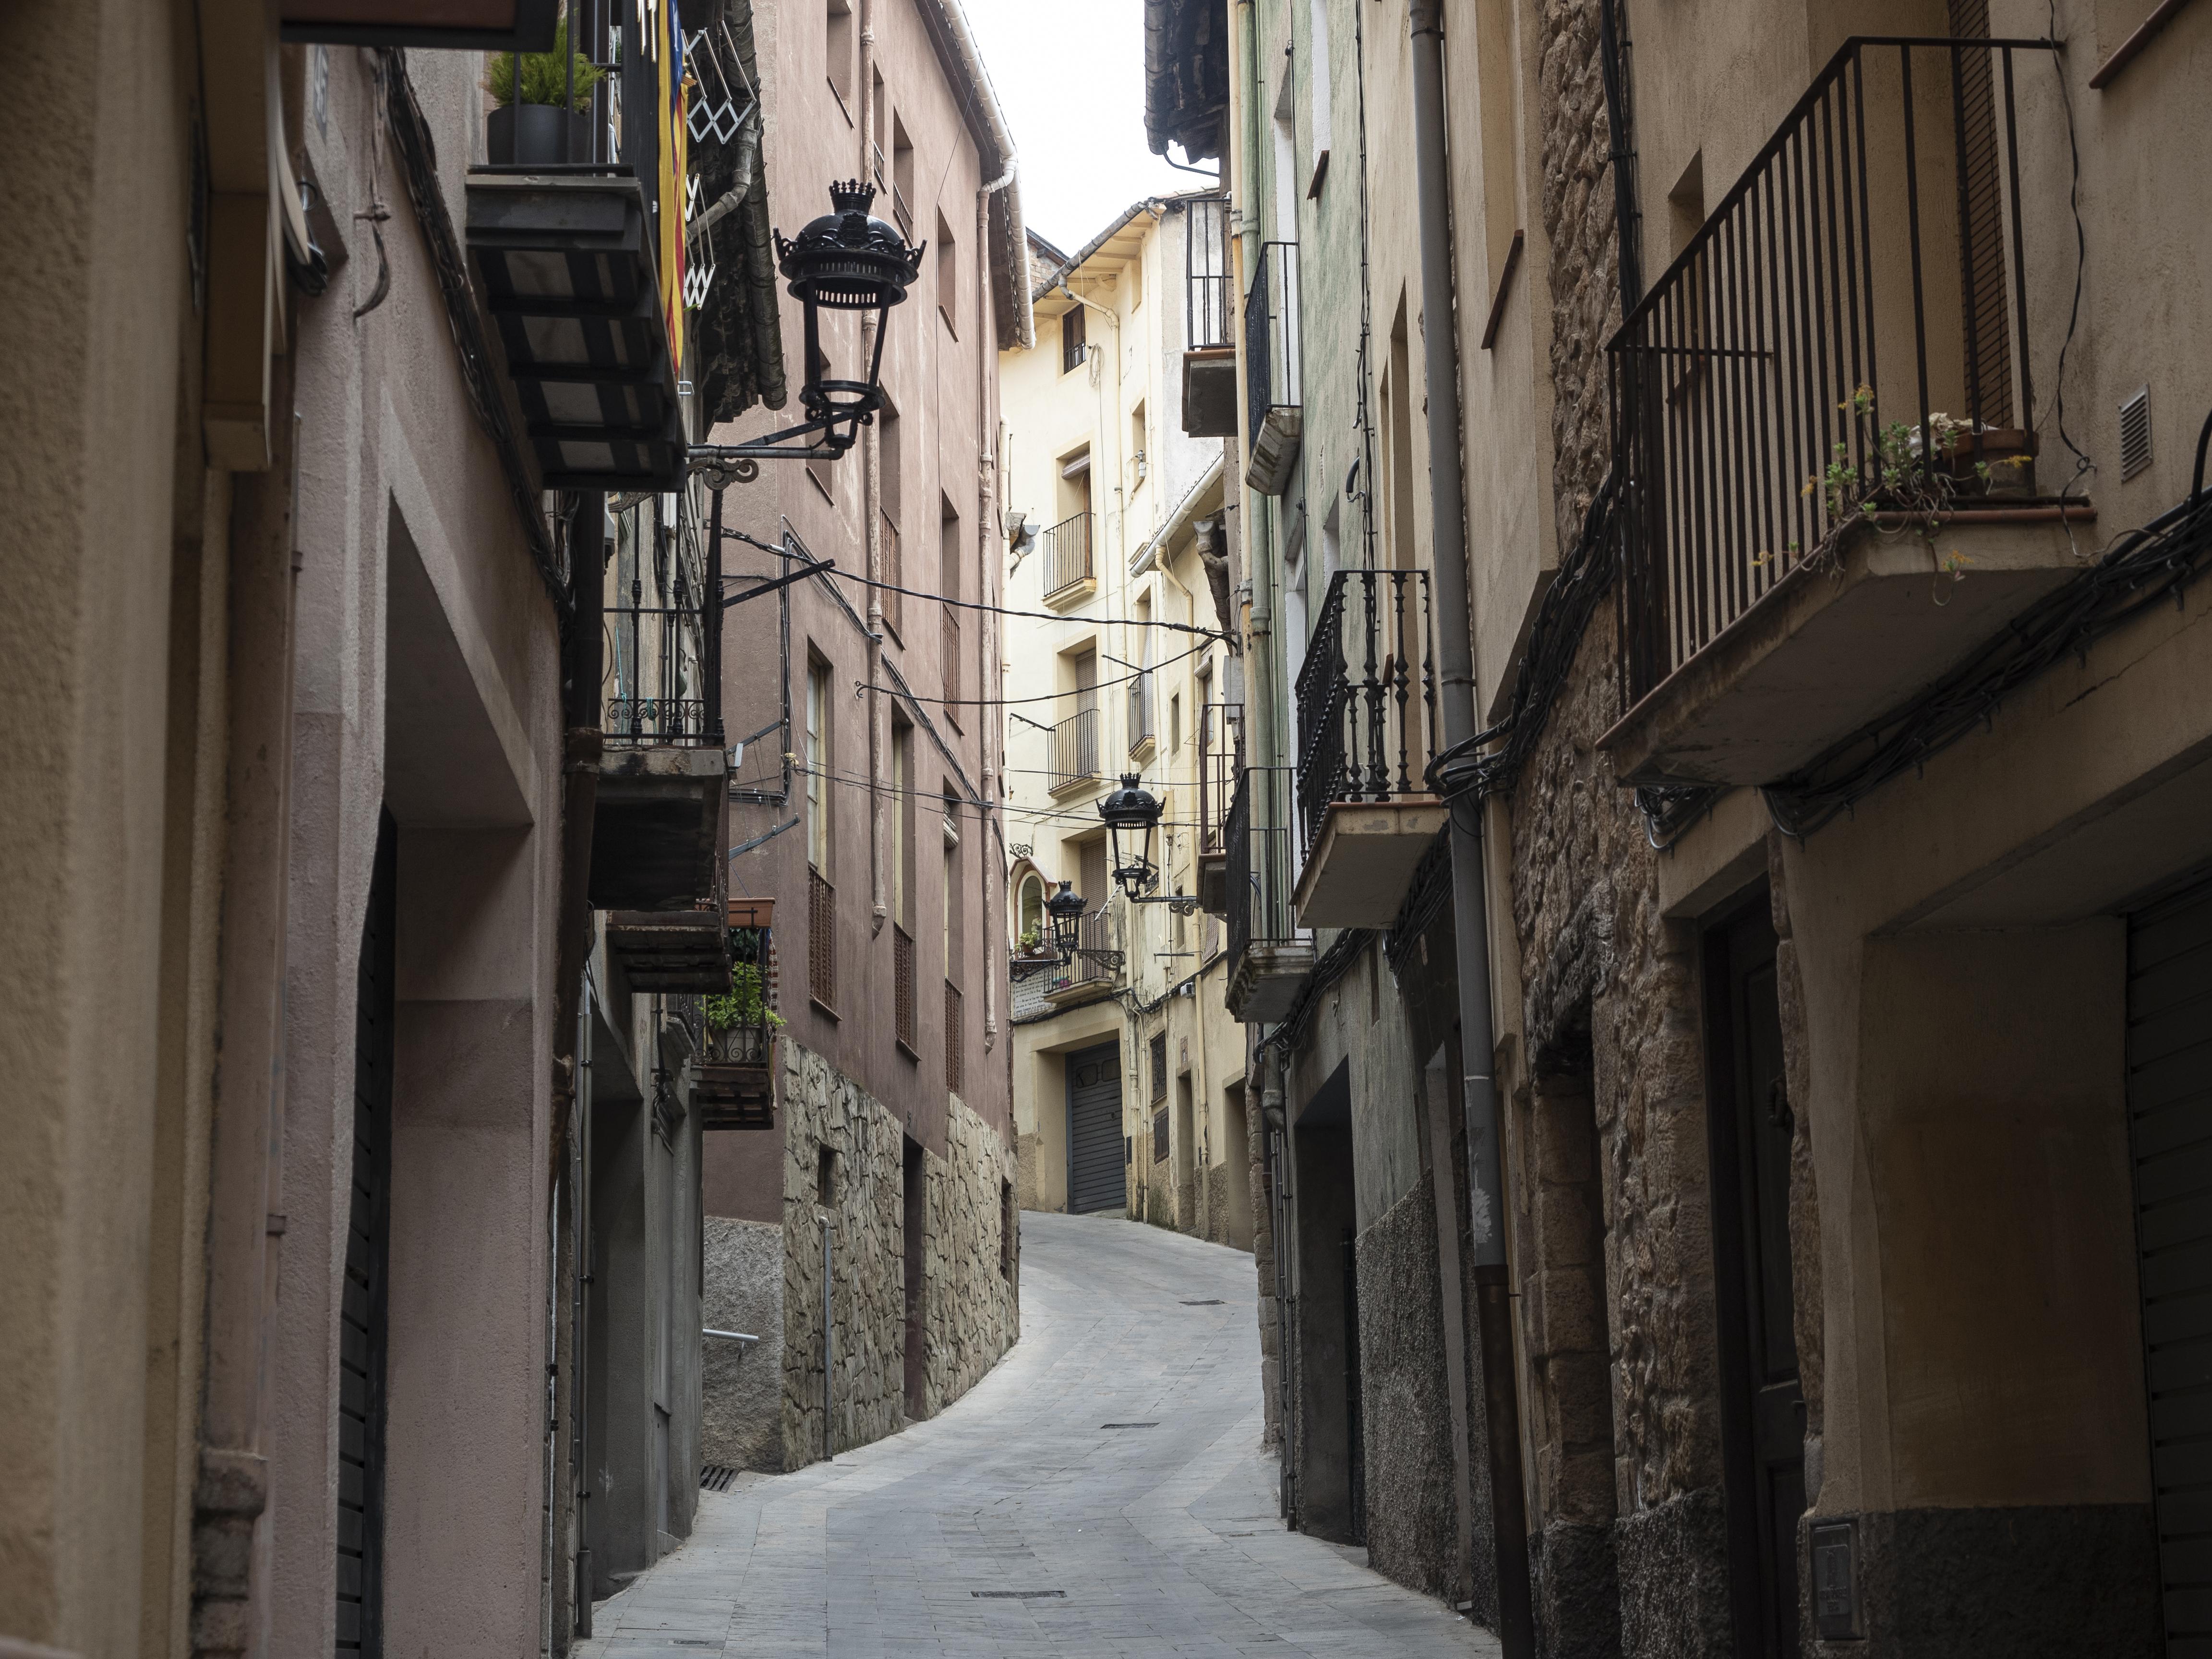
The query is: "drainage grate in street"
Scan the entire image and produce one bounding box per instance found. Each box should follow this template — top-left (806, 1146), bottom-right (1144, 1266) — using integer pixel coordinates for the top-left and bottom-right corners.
top-left (1099, 1421), bottom-right (1159, 1429)
top-left (1180, 1298), bottom-right (1225, 1306)
top-left (699, 1464), bottom-right (740, 1492)
top-left (973, 1590), bottom-right (1066, 1599)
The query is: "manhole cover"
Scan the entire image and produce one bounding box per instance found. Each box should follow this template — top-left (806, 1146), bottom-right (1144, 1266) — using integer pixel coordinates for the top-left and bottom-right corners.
top-left (699, 1464), bottom-right (739, 1491)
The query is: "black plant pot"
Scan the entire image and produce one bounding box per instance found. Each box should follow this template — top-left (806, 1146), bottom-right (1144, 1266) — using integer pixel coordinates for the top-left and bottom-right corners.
top-left (487, 103), bottom-right (596, 166)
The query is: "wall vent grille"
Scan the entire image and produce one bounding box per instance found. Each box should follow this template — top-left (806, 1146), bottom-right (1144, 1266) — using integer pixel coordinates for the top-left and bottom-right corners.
top-left (2120, 385), bottom-right (2152, 481)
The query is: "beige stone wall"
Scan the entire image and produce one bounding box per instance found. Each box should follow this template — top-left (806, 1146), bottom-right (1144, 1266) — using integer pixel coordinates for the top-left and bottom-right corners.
top-left (778, 1042), bottom-right (1017, 1466)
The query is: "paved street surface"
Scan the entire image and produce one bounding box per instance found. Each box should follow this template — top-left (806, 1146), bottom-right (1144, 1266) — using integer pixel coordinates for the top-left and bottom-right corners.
top-left (576, 1210), bottom-right (1497, 1658)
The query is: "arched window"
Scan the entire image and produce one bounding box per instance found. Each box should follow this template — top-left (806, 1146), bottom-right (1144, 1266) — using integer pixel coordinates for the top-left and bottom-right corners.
top-left (1016, 874), bottom-right (1046, 950)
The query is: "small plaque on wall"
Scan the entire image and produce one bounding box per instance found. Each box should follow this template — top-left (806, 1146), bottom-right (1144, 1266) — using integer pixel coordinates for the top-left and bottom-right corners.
top-left (1811, 1518), bottom-right (1862, 1640)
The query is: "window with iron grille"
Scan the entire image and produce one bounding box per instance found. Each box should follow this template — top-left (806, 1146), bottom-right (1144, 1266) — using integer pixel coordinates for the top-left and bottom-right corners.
top-left (1060, 303), bottom-right (1086, 374)
top-left (945, 980), bottom-right (963, 1094)
top-left (808, 867), bottom-right (835, 1010)
top-left (1152, 1106), bottom-right (1168, 1162)
top-left (1150, 1033), bottom-right (1167, 1103)
top-left (999, 1179), bottom-right (1013, 1279)
top-left (893, 925), bottom-right (916, 1056)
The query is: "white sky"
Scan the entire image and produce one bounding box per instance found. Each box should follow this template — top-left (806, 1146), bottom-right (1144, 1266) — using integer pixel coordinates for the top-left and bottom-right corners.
top-left (960, 0), bottom-right (1216, 253)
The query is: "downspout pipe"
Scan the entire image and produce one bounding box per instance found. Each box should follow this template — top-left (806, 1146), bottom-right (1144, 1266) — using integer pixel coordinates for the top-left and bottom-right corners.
top-left (1406, 3), bottom-right (1533, 1653)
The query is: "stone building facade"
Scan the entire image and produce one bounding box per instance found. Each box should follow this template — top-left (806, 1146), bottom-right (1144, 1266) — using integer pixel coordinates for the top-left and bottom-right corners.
top-left (1172, 0), bottom-right (2212, 1651)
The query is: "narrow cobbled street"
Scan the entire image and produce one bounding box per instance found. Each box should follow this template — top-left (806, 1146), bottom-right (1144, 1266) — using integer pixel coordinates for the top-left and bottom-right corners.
top-left (576, 1213), bottom-right (1496, 1658)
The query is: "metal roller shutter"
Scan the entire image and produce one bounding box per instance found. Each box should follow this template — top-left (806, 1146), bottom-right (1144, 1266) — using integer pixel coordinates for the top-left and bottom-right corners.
top-left (1067, 1041), bottom-right (1126, 1215)
top-left (2127, 873), bottom-right (2212, 1656)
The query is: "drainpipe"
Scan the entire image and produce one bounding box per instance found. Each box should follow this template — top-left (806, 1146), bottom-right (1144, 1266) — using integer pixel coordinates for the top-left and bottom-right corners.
top-left (1407, 2), bottom-right (1532, 1651)
top-left (977, 127), bottom-right (1014, 1055)
top-left (861, 0), bottom-right (888, 939)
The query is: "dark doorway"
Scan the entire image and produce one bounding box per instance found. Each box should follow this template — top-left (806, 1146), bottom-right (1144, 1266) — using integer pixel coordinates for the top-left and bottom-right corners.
top-left (2126, 871), bottom-right (2212, 1657)
top-left (1066, 1041), bottom-right (1124, 1214)
top-left (1705, 892), bottom-right (1804, 1659)
top-left (1292, 1061), bottom-right (1360, 1544)
top-left (337, 812), bottom-right (396, 1657)
top-left (903, 1137), bottom-right (926, 1419)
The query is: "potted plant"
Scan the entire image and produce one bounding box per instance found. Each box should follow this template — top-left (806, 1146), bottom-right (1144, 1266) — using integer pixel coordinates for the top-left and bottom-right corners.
top-left (485, 13), bottom-right (603, 167)
top-left (702, 962), bottom-right (783, 1064)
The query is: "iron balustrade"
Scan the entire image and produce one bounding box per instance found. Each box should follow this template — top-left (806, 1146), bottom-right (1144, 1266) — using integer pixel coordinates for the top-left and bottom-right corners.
top-left (1048, 706), bottom-right (1100, 790)
top-left (1185, 195), bottom-right (1233, 349)
top-left (605, 488), bottom-right (719, 746)
top-left (1293, 568), bottom-right (1439, 850)
top-left (1040, 510), bottom-right (1094, 601)
top-left (1052, 909), bottom-right (1116, 992)
top-left (702, 1015), bottom-right (772, 1067)
top-left (1127, 670), bottom-right (1154, 754)
top-left (1225, 767), bottom-right (1298, 975)
top-left (1244, 241), bottom-right (1302, 457)
top-left (893, 924), bottom-right (917, 1054)
top-left (1198, 701), bottom-right (1245, 856)
top-left (1612, 35), bottom-right (2060, 708)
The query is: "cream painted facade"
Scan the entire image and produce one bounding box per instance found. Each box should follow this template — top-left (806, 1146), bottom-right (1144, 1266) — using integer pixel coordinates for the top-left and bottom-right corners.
top-left (999, 200), bottom-right (1255, 1250)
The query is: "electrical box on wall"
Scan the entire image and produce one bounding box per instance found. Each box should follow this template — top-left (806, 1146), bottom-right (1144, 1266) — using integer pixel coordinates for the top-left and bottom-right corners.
top-left (1811, 1518), bottom-right (1862, 1641)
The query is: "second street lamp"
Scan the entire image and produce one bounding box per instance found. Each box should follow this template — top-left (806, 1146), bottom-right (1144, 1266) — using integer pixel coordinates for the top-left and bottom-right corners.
top-left (1046, 880), bottom-right (1088, 964)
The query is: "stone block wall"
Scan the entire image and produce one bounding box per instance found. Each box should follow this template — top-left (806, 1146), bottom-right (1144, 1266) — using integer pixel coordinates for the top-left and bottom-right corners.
top-left (776, 1041), bottom-right (1018, 1467)
top-left (1506, 0), bottom-right (1736, 1650)
top-left (923, 1090), bottom-right (1021, 1415)
top-left (701, 1217), bottom-right (786, 1471)
top-left (1356, 1179), bottom-right (1460, 1600)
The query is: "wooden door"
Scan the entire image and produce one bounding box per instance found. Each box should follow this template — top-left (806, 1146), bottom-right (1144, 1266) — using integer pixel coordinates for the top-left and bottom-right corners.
top-left (1706, 895), bottom-right (1805, 1658)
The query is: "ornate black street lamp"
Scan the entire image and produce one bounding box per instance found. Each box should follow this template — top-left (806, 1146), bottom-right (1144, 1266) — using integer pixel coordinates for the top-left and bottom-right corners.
top-left (1046, 880), bottom-right (1088, 963)
top-left (1099, 773), bottom-right (1163, 900)
top-left (691, 180), bottom-right (922, 484)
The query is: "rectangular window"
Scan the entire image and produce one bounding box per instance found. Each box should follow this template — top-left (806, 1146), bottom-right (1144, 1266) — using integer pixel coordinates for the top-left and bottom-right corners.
top-left (806, 658), bottom-right (831, 872)
top-left (1170, 691), bottom-right (1182, 754)
top-left (999, 1179), bottom-right (1014, 1278)
top-left (1060, 304), bottom-right (1086, 375)
top-left (891, 116), bottom-right (915, 238)
top-left (1151, 1032), bottom-right (1168, 1103)
top-left (826, 0), bottom-right (854, 109)
top-left (1306, 0), bottom-right (1333, 196)
top-left (1130, 400), bottom-right (1147, 491)
top-left (893, 720), bottom-right (914, 927)
top-left (941, 499), bottom-right (963, 733)
top-left (937, 211), bottom-right (958, 336)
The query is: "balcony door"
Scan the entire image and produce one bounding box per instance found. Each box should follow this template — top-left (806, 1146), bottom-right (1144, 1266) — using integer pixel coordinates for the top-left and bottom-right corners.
top-left (1705, 894), bottom-right (1804, 1659)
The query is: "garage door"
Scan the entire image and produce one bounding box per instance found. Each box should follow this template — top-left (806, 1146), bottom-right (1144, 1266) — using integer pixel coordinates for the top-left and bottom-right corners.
top-left (2127, 873), bottom-right (2212, 1656)
top-left (1067, 1042), bottom-right (1125, 1215)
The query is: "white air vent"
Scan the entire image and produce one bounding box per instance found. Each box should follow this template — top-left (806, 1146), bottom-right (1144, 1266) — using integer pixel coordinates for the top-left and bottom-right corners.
top-left (2120, 385), bottom-right (2152, 481)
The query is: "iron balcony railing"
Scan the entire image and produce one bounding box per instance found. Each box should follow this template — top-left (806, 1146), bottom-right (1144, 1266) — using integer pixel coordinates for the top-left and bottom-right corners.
top-left (1052, 909), bottom-right (1116, 993)
top-left (1225, 766), bottom-right (1298, 974)
top-left (605, 488), bottom-right (720, 745)
top-left (1198, 701), bottom-right (1245, 856)
top-left (1040, 510), bottom-right (1094, 601)
top-left (1127, 669), bottom-right (1154, 754)
top-left (1048, 706), bottom-right (1100, 790)
top-left (702, 1016), bottom-right (772, 1067)
top-left (1244, 240), bottom-right (1302, 456)
top-left (1293, 568), bottom-right (1439, 850)
top-left (1612, 35), bottom-right (2060, 708)
top-left (1186, 195), bottom-right (1233, 349)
